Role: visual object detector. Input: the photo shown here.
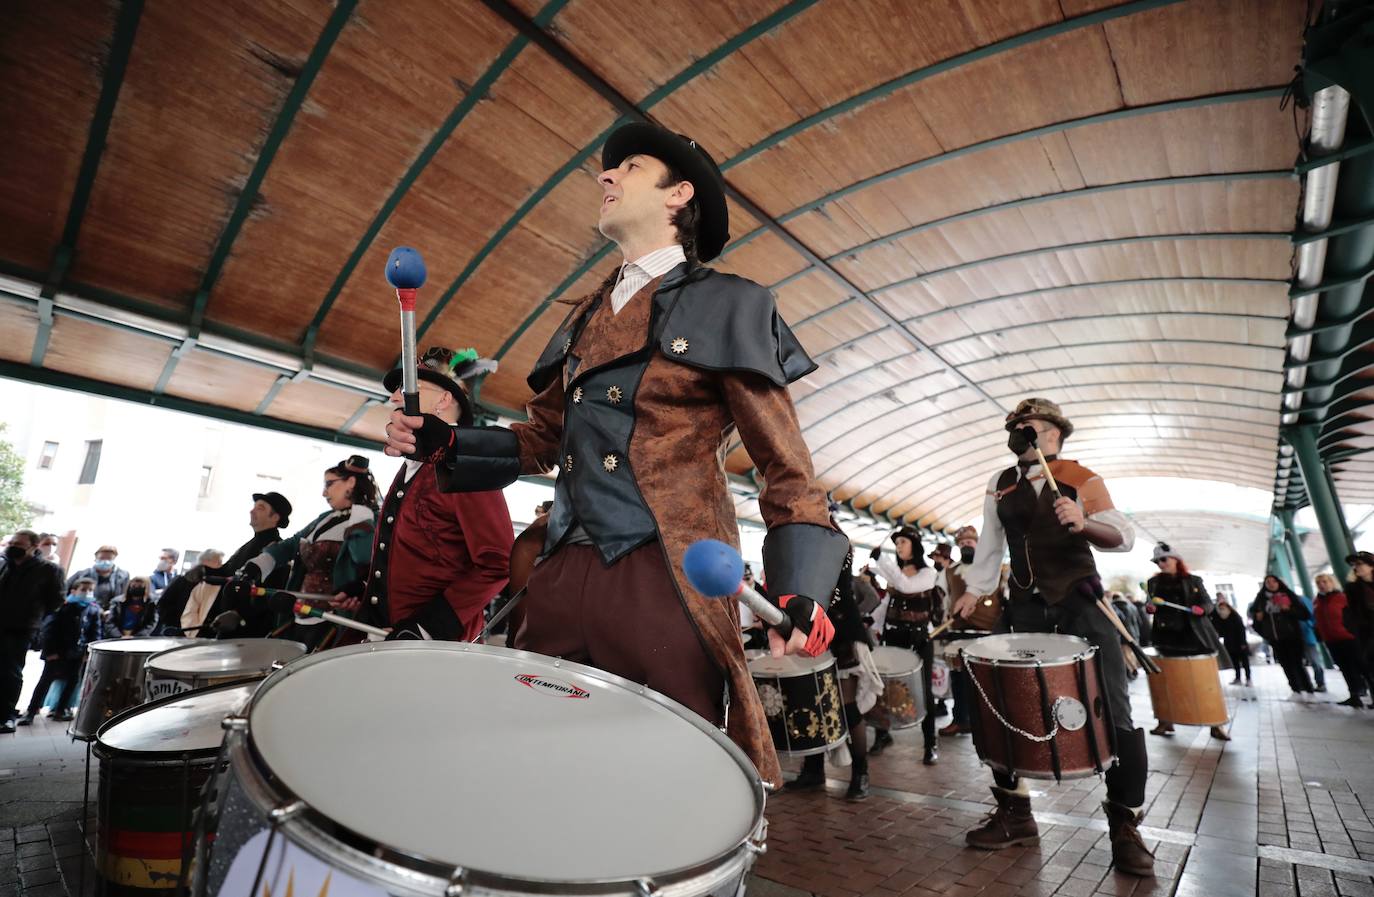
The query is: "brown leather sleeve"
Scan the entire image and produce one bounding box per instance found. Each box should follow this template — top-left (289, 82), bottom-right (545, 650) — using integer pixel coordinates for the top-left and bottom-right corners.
top-left (719, 372), bottom-right (831, 528)
top-left (512, 378), bottom-right (566, 475)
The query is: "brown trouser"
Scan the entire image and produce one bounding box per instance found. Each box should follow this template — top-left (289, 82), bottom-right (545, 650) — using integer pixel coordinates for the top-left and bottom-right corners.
top-left (513, 542), bottom-right (726, 726)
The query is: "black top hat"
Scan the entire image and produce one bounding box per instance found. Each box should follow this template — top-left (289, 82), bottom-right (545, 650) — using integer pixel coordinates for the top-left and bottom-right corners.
top-left (252, 491), bottom-right (292, 528)
top-left (890, 526), bottom-right (923, 547)
top-left (1347, 550), bottom-right (1374, 568)
top-left (383, 347), bottom-right (496, 427)
top-left (602, 123), bottom-right (730, 262)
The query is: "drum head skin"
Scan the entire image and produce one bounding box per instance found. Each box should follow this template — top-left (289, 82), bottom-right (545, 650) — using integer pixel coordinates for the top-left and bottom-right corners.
top-left (246, 644), bottom-right (761, 881)
top-left (147, 639), bottom-right (306, 676)
top-left (98, 682), bottom-right (256, 755)
top-left (746, 651), bottom-right (835, 677)
top-left (89, 636), bottom-right (196, 656)
top-left (872, 646), bottom-right (921, 676)
top-left (961, 633), bottom-right (1092, 665)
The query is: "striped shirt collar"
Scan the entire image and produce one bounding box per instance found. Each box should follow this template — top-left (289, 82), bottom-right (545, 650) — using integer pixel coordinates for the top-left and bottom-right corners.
top-left (610, 244), bottom-right (686, 313)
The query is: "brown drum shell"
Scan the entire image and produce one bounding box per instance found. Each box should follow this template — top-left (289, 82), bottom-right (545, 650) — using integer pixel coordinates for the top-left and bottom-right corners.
top-left (966, 652), bottom-right (1115, 780)
top-left (963, 593), bottom-right (1004, 631)
top-left (1145, 651), bottom-right (1229, 726)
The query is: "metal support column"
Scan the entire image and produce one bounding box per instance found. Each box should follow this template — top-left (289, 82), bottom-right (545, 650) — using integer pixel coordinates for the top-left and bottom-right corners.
top-left (1279, 509), bottom-right (1316, 598)
top-left (1286, 425), bottom-right (1353, 580)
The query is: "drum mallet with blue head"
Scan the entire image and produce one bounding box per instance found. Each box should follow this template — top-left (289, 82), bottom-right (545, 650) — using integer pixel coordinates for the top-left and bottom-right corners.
top-left (386, 246), bottom-right (427, 416)
top-left (683, 539), bottom-right (793, 642)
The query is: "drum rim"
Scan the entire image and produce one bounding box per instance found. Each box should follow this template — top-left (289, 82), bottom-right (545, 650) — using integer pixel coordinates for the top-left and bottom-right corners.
top-left (225, 641), bottom-right (768, 890)
top-left (93, 678), bottom-right (260, 762)
top-left (746, 650), bottom-right (837, 676)
top-left (143, 638), bottom-right (308, 678)
top-left (87, 636), bottom-right (198, 655)
top-left (871, 645), bottom-right (922, 676)
top-left (960, 632), bottom-right (1096, 665)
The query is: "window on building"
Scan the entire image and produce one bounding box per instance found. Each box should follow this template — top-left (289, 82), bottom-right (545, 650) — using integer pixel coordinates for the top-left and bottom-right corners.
top-left (78, 440), bottom-right (102, 484)
top-left (37, 441), bottom-right (58, 470)
top-left (199, 465), bottom-right (214, 498)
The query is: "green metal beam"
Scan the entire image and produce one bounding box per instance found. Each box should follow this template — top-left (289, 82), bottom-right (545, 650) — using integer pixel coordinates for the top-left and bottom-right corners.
top-left (34, 0), bottom-right (145, 366)
top-left (338, 398), bottom-right (377, 434)
top-left (301, 0), bottom-right (572, 362)
top-left (1286, 425), bottom-right (1353, 580)
top-left (1279, 508), bottom-right (1318, 596)
top-left (0, 361), bottom-right (378, 451)
top-left (415, 0), bottom-right (820, 349)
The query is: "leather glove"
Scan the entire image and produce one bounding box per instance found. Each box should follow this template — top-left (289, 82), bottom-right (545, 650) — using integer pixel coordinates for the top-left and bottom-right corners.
top-left (776, 594), bottom-right (835, 657)
top-left (412, 414), bottom-right (457, 463)
top-left (869, 546), bottom-right (882, 561)
top-left (385, 617), bottom-right (432, 640)
top-left (1191, 605), bottom-right (1205, 616)
top-left (182, 565), bottom-right (205, 585)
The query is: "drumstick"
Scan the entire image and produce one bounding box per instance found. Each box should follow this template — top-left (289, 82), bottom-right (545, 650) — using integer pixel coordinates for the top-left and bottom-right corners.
top-left (1095, 596), bottom-right (1162, 675)
top-left (928, 618), bottom-right (956, 639)
top-left (683, 540), bottom-right (793, 639)
top-left (386, 247), bottom-right (427, 415)
top-left (1150, 596), bottom-right (1196, 614)
top-left (293, 600), bottom-right (390, 640)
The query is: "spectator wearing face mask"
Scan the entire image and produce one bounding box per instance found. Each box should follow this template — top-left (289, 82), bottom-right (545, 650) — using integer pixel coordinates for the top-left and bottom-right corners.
top-left (106, 576), bottom-right (158, 638)
top-left (150, 549), bottom-right (180, 599)
top-left (37, 534), bottom-right (63, 575)
top-left (0, 530), bottom-right (65, 732)
top-left (16, 576), bottom-right (103, 726)
top-left (67, 546), bottom-right (128, 611)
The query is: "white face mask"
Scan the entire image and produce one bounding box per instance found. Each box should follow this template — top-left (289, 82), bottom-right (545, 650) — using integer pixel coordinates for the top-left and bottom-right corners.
top-left (156, 560), bottom-right (172, 572)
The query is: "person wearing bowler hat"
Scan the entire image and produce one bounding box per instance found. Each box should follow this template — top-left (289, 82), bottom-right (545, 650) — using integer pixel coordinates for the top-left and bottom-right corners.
top-left (381, 122), bottom-right (847, 789)
top-left (188, 491), bottom-right (294, 637)
top-left (1145, 541), bottom-right (1230, 741)
top-left (952, 398), bottom-right (1153, 876)
top-left (869, 525), bottom-right (941, 765)
top-left (365, 347), bottom-right (512, 641)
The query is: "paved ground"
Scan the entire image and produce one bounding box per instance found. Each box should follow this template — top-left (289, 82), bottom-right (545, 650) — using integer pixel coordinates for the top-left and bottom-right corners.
top-left (2, 659), bottom-right (1371, 896)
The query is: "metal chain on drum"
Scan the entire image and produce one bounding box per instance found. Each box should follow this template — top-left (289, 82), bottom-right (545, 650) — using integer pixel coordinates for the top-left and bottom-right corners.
top-left (966, 663), bottom-right (1067, 743)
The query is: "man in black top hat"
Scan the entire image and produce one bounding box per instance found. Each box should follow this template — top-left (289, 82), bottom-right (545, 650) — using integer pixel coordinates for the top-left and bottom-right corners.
top-left (182, 491), bottom-right (294, 636)
top-left (382, 121), bottom-right (846, 788)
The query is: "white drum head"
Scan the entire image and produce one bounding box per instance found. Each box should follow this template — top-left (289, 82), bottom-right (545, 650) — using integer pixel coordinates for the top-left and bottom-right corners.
top-left (99, 683), bottom-right (256, 754)
top-left (245, 643), bottom-right (761, 881)
top-left (961, 633), bottom-right (1092, 665)
top-left (88, 636), bottom-right (195, 656)
top-left (747, 651), bottom-right (835, 677)
top-left (872, 646), bottom-right (920, 676)
top-left (146, 639), bottom-right (306, 677)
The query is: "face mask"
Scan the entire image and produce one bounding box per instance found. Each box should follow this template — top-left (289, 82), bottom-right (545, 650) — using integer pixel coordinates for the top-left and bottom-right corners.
top-left (94, 559), bottom-right (114, 572)
top-left (156, 560), bottom-right (172, 572)
top-left (960, 546), bottom-right (975, 564)
top-left (66, 592), bottom-right (91, 605)
top-left (4, 545), bottom-right (29, 564)
top-left (1006, 426), bottom-right (1034, 455)
top-left (128, 586), bottom-right (146, 598)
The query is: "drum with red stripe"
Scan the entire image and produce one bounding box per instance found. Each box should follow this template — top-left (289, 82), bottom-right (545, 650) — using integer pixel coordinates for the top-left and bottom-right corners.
top-left (93, 681), bottom-right (257, 896)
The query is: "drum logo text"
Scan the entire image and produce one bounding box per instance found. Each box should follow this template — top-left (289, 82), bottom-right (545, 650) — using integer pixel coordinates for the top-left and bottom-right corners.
top-left (514, 674), bottom-right (590, 699)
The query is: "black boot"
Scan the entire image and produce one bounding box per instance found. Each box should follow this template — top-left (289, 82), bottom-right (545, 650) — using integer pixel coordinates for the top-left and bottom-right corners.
top-left (870, 729), bottom-right (894, 755)
top-left (846, 755), bottom-right (870, 801)
top-left (1103, 800), bottom-right (1155, 876)
top-left (923, 743), bottom-right (938, 766)
top-left (786, 754), bottom-right (826, 791)
top-left (966, 786), bottom-right (1039, 849)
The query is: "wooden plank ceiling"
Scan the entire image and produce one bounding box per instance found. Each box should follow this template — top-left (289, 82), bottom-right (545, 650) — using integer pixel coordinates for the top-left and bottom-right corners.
top-left (0, 0), bottom-right (1306, 535)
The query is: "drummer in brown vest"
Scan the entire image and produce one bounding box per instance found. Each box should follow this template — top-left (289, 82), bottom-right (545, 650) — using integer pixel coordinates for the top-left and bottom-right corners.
top-left (952, 398), bottom-right (1153, 877)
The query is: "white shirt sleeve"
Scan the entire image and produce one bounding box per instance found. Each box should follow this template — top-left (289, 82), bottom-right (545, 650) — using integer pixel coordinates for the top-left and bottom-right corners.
top-left (1087, 507), bottom-right (1135, 553)
top-left (875, 553), bottom-right (936, 593)
top-left (962, 471), bottom-right (1008, 596)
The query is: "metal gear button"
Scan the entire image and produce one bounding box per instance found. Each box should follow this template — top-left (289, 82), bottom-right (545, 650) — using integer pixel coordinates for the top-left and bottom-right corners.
top-left (606, 385), bottom-right (623, 404)
top-left (565, 454), bottom-right (574, 473)
top-left (602, 453), bottom-right (619, 473)
top-left (669, 337), bottom-right (689, 355)
top-left (572, 386), bottom-right (583, 404)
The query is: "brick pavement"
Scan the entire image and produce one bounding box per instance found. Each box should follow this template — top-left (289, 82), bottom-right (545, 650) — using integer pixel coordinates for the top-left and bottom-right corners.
top-left (1, 660), bottom-right (1371, 896)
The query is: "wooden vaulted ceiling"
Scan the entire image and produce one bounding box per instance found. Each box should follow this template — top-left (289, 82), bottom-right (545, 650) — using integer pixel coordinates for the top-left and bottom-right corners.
top-left (0, 0), bottom-right (1307, 537)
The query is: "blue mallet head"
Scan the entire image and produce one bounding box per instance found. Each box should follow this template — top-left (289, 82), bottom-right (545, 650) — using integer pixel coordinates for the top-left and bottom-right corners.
top-left (386, 247), bottom-right (427, 290)
top-left (683, 539), bottom-right (744, 598)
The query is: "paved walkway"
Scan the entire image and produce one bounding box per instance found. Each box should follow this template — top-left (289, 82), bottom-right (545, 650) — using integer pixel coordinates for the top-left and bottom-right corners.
top-left (2, 661), bottom-right (1371, 896)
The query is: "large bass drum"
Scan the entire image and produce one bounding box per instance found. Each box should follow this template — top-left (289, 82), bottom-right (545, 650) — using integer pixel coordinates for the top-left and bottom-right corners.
top-left (143, 639), bottom-right (306, 700)
top-left (200, 642), bottom-right (767, 897)
top-left (71, 637), bottom-right (197, 741)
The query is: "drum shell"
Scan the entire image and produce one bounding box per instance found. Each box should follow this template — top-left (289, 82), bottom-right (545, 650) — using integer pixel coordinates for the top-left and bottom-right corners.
top-left (143, 639), bottom-right (306, 700)
top-left (1145, 651), bottom-right (1229, 726)
top-left (966, 646), bottom-right (1115, 780)
top-left (749, 655), bottom-right (848, 756)
top-left (72, 637), bottom-right (197, 741)
top-left (203, 641), bottom-right (768, 897)
top-left (865, 648), bottom-right (925, 731)
top-left (963, 593), bottom-right (1004, 631)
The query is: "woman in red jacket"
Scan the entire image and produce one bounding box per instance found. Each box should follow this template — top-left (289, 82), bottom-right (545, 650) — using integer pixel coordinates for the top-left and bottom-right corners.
top-left (1313, 573), bottom-right (1369, 708)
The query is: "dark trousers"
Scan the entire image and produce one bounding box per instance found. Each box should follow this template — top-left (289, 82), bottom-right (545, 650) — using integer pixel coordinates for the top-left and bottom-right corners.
top-left (25, 658), bottom-right (80, 715)
top-left (950, 668), bottom-right (971, 727)
top-left (0, 630), bottom-right (30, 720)
top-left (991, 590), bottom-right (1147, 808)
top-left (1274, 641), bottom-right (1314, 693)
top-left (1327, 639), bottom-right (1368, 698)
top-left (1230, 650), bottom-right (1251, 681)
top-left (515, 543), bottom-right (725, 726)
top-left (881, 625), bottom-right (936, 749)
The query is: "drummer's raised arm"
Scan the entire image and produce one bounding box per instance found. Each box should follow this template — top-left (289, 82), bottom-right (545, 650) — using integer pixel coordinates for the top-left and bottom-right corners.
top-left (961, 472), bottom-right (1006, 597)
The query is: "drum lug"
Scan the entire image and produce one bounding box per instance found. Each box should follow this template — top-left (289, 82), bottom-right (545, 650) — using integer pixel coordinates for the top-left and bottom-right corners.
top-left (270, 800), bottom-right (306, 822)
top-left (221, 715), bottom-right (248, 731)
top-left (636, 877), bottom-right (661, 897)
top-left (270, 661), bottom-right (287, 671)
top-left (746, 837), bottom-right (767, 856)
top-left (444, 867), bottom-right (469, 897)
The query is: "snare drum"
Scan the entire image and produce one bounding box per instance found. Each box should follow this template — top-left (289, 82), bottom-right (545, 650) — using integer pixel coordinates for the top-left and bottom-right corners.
top-left (94, 681), bottom-right (256, 895)
top-left (1145, 650), bottom-right (1229, 726)
top-left (71, 637), bottom-right (196, 741)
top-left (748, 652), bottom-right (848, 756)
top-left (143, 639), bottom-right (306, 701)
top-left (963, 633), bottom-right (1115, 781)
top-left (865, 646), bottom-right (925, 730)
top-left (201, 642), bottom-right (767, 897)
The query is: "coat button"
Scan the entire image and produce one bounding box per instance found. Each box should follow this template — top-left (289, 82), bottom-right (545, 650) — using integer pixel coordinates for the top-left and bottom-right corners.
top-left (572, 386), bottom-right (583, 404)
top-left (386, 516), bottom-right (394, 524)
top-left (378, 543), bottom-right (386, 551)
top-left (374, 570), bottom-right (382, 578)
top-left (602, 453), bottom-right (619, 473)
top-left (370, 596), bottom-right (378, 605)
top-left (669, 337), bottom-right (689, 355)
top-left (563, 337), bottom-right (572, 353)
top-left (565, 454), bottom-right (574, 473)
top-left (396, 490), bottom-right (404, 498)
top-left (606, 385), bottom-right (623, 405)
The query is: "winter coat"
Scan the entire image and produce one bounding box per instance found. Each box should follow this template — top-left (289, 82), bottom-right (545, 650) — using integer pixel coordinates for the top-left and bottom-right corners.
top-left (1208, 607), bottom-right (1249, 656)
top-left (1147, 573), bottom-right (1221, 656)
top-left (1313, 590), bottom-right (1359, 644)
top-left (105, 593), bottom-right (156, 638)
top-left (66, 566), bottom-right (129, 609)
top-left (1250, 587), bottom-right (1310, 644)
top-left (0, 556), bottom-right (64, 632)
top-left (37, 600), bottom-right (103, 661)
